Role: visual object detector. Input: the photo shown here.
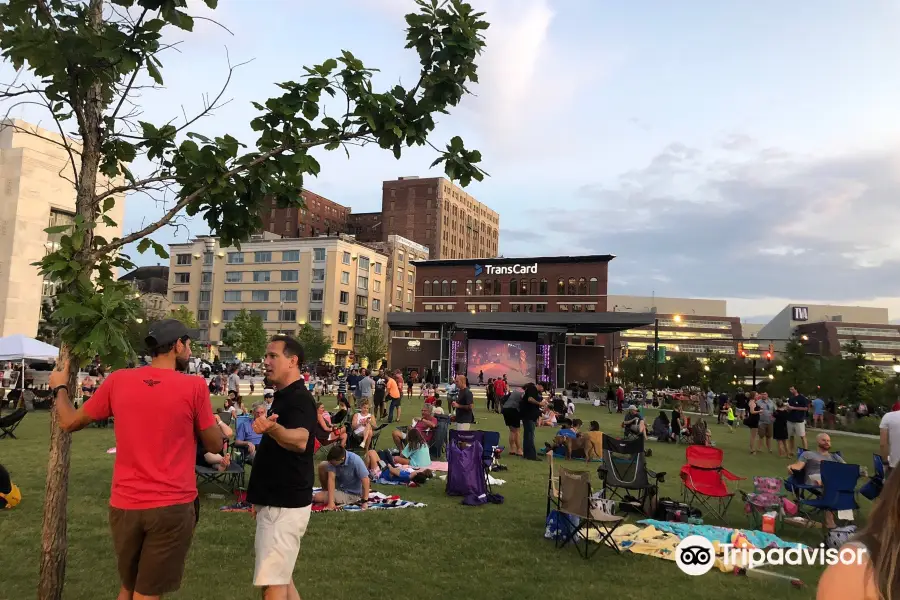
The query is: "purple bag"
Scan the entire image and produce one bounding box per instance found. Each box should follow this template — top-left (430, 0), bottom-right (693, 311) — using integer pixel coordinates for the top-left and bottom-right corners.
top-left (446, 439), bottom-right (487, 499)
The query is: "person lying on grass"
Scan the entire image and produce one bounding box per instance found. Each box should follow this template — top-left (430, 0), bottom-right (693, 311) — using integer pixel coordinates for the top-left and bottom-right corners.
top-left (364, 450), bottom-right (434, 486)
top-left (314, 445), bottom-right (370, 511)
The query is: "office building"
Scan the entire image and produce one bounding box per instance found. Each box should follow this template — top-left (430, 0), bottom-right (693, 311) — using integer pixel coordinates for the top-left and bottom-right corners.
top-left (167, 233), bottom-right (388, 364)
top-left (261, 189), bottom-right (350, 238)
top-left (0, 119), bottom-right (124, 337)
top-left (382, 176), bottom-right (499, 260)
top-left (347, 211), bottom-right (383, 243)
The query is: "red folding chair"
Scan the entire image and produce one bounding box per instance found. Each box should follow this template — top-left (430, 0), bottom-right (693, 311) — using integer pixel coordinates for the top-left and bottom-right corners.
top-left (679, 446), bottom-right (744, 524)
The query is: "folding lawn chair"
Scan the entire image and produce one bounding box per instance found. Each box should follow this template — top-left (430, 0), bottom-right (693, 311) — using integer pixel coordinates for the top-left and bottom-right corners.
top-left (446, 429), bottom-right (487, 499)
top-left (741, 476), bottom-right (787, 532)
top-left (785, 448), bottom-right (844, 502)
top-left (597, 436), bottom-right (664, 516)
top-left (679, 445), bottom-right (744, 524)
top-left (196, 463), bottom-right (245, 496)
top-left (547, 451), bottom-right (561, 519)
top-left (860, 454), bottom-right (885, 501)
top-left (799, 460), bottom-right (860, 539)
top-left (480, 430), bottom-right (503, 492)
top-left (0, 407), bottom-right (26, 440)
top-left (557, 468), bottom-right (623, 558)
top-left (429, 414), bottom-right (451, 459)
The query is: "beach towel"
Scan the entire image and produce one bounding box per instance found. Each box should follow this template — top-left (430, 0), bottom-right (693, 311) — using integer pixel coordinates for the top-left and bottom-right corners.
top-left (310, 489), bottom-right (426, 512)
top-left (637, 518), bottom-right (805, 550)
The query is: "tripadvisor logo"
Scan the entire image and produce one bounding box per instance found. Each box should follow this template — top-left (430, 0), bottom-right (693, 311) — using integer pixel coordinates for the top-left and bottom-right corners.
top-left (474, 263), bottom-right (537, 276)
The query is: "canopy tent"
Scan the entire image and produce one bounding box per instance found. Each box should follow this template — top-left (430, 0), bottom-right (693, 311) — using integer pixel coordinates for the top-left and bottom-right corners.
top-left (0, 335), bottom-right (59, 391)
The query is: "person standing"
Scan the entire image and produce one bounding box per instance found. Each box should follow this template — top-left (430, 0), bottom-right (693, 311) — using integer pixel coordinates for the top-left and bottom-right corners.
top-left (520, 382), bottom-right (545, 460)
top-left (246, 335), bottom-right (317, 600)
top-left (486, 378), bottom-right (495, 412)
top-left (502, 387), bottom-right (523, 456)
top-left (372, 371), bottom-right (387, 419)
top-left (51, 319), bottom-right (224, 599)
top-left (746, 391), bottom-right (761, 453)
top-left (386, 370), bottom-right (402, 423)
top-left (812, 394), bottom-right (826, 429)
top-left (787, 385), bottom-right (809, 453)
top-left (615, 385), bottom-right (625, 413)
top-left (358, 369), bottom-right (375, 408)
top-left (227, 365), bottom-right (241, 396)
top-left (478, 369), bottom-right (484, 385)
top-left (755, 392), bottom-right (775, 454)
top-left (452, 374), bottom-right (474, 430)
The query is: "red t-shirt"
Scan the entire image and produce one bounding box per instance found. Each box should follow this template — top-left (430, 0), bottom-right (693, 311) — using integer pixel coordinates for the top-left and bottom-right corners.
top-left (84, 366), bottom-right (215, 510)
top-left (494, 379), bottom-right (507, 397)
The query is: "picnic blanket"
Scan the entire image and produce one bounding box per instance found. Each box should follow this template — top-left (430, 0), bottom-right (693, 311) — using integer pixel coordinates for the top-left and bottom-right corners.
top-left (429, 461), bottom-right (449, 471)
top-left (637, 519), bottom-right (805, 550)
top-left (311, 489), bottom-right (425, 512)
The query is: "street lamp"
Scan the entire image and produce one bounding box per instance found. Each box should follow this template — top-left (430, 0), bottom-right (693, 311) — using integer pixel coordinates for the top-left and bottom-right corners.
top-left (704, 365), bottom-right (710, 372)
top-left (673, 314), bottom-right (682, 323)
top-left (776, 365), bottom-right (784, 372)
top-left (768, 374), bottom-right (775, 380)
top-left (801, 334), bottom-right (809, 341)
top-left (893, 364), bottom-right (900, 374)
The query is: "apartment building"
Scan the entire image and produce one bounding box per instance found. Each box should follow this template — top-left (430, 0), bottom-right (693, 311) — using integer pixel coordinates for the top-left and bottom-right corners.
top-left (347, 211), bottom-right (383, 243)
top-left (261, 189), bottom-right (350, 238)
top-left (382, 176), bottom-right (499, 260)
top-left (0, 119), bottom-right (124, 337)
top-left (167, 233), bottom-right (389, 364)
top-left (119, 265), bottom-right (170, 320)
top-left (366, 234), bottom-right (429, 342)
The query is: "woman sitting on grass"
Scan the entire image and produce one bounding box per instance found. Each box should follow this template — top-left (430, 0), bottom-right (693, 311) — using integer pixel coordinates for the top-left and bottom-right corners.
top-left (652, 411), bottom-right (675, 442)
top-left (390, 428), bottom-right (432, 468)
top-left (538, 406), bottom-right (557, 427)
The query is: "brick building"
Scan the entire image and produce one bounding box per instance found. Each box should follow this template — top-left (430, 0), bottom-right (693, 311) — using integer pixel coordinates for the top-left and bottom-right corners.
top-left (347, 211), bottom-right (383, 243)
top-left (382, 176), bottom-right (499, 260)
top-left (261, 190), bottom-right (349, 238)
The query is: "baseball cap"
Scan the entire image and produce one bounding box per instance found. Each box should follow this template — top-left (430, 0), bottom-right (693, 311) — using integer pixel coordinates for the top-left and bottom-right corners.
top-left (263, 388), bottom-right (274, 397)
top-left (627, 404), bottom-right (637, 410)
top-left (145, 319), bottom-right (199, 348)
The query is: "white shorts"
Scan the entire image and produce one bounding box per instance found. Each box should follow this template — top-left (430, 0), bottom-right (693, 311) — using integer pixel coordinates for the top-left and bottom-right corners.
top-left (456, 423), bottom-right (471, 431)
top-left (253, 505), bottom-right (311, 587)
top-left (787, 421), bottom-right (806, 438)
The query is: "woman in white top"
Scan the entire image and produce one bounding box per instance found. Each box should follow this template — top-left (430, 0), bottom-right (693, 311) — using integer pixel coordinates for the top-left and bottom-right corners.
top-left (818, 465), bottom-right (900, 600)
top-left (352, 400), bottom-right (377, 449)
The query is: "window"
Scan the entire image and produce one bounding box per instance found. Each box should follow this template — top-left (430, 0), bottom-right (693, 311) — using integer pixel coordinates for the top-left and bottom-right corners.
top-left (475, 279), bottom-right (483, 295)
top-left (175, 272), bottom-right (190, 284)
top-left (225, 271), bottom-right (243, 283)
top-left (224, 290), bottom-right (242, 302)
top-left (342, 251), bottom-right (351, 265)
top-left (442, 280), bottom-right (450, 296)
top-left (448, 279), bottom-right (456, 295)
top-left (198, 309), bottom-right (210, 321)
top-left (530, 278), bottom-right (538, 295)
top-left (222, 310), bottom-right (240, 321)
top-left (374, 262), bottom-right (383, 275)
top-left (173, 291), bottom-right (189, 303)
top-left (578, 277), bottom-right (587, 295)
top-left (373, 280), bottom-right (381, 293)
top-left (340, 271), bottom-right (349, 284)
top-left (494, 279), bottom-right (501, 295)
top-left (337, 331), bottom-right (348, 345)
top-left (308, 309), bottom-right (323, 323)
top-left (484, 279), bottom-right (493, 295)
top-left (254, 251), bottom-right (272, 263)
top-left (520, 279), bottom-right (528, 295)
top-left (339, 311), bottom-right (349, 325)
top-left (589, 278), bottom-right (599, 295)
top-left (283, 250), bottom-right (300, 262)
top-left (176, 254), bottom-right (192, 265)
top-left (279, 309), bottom-right (297, 322)
top-left (396, 286), bottom-right (403, 302)
top-left (339, 291), bottom-right (349, 304)
top-left (408, 270), bottom-right (415, 284)
top-left (313, 269), bottom-right (326, 282)
top-left (398, 251), bottom-right (405, 263)
top-left (227, 252), bottom-right (244, 264)
top-left (251, 290), bottom-right (270, 302)
top-left (357, 276), bottom-right (368, 290)
top-left (199, 290), bottom-right (211, 303)
top-left (424, 304), bottom-right (433, 311)
top-left (356, 296), bottom-right (368, 309)
top-left (280, 270), bottom-right (299, 282)
top-left (359, 256), bottom-right (370, 271)
top-left (466, 280), bottom-right (474, 295)
top-left (586, 304), bottom-right (596, 312)
top-left (540, 278), bottom-right (548, 295)
top-left (250, 310), bottom-right (268, 321)
top-left (406, 289), bottom-right (413, 303)
top-left (355, 315), bottom-right (367, 327)
top-left (373, 298), bottom-right (381, 311)
top-left (557, 278), bottom-right (565, 295)
top-left (424, 281), bottom-right (433, 296)
top-left (281, 290), bottom-right (298, 302)
top-left (253, 271), bottom-right (271, 282)
top-left (201, 272), bottom-right (212, 283)
top-left (559, 304), bottom-right (569, 312)
top-left (572, 304), bottom-right (583, 313)
top-left (313, 248), bottom-right (326, 261)
top-left (510, 279), bottom-right (518, 296)
top-left (536, 304), bottom-right (546, 313)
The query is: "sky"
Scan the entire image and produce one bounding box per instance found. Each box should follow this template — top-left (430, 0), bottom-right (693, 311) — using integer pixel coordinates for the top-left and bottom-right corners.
top-left (4, 0), bottom-right (900, 323)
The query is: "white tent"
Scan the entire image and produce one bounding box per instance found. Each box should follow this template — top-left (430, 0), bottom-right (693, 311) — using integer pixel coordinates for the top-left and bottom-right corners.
top-left (0, 334), bottom-right (59, 389)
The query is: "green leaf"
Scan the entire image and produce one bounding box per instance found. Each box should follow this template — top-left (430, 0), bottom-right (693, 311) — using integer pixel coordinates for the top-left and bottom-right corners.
top-left (103, 197), bottom-right (116, 212)
top-left (101, 215), bottom-right (118, 228)
top-left (136, 238), bottom-right (152, 254)
top-left (203, 0), bottom-right (218, 7)
top-left (146, 60), bottom-right (163, 85)
top-left (45, 224), bottom-right (72, 234)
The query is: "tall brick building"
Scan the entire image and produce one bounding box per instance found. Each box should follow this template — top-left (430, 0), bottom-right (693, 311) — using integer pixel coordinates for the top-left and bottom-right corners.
top-left (382, 176), bottom-right (499, 260)
top-left (262, 190), bottom-right (350, 238)
top-left (347, 211), bottom-right (383, 243)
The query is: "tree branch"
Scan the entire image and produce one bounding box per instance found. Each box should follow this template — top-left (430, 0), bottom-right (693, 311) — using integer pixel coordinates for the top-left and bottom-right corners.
top-left (108, 7), bottom-right (149, 126)
top-left (95, 174), bottom-right (176, 202)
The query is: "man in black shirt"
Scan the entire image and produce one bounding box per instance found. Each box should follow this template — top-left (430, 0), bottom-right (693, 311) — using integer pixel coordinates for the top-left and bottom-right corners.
top-left (452, 374), bottom-right (475, 430)
top-left (246, 335), bottom-right (317, 599)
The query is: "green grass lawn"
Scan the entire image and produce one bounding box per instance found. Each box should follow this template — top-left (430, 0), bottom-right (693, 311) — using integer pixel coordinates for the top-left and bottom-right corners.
top-left (0, 398), bottom-right (880, 600)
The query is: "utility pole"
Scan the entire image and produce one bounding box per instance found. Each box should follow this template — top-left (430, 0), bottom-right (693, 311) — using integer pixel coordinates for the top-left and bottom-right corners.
top-left (653, 318), bottom-right (659, 395)
top-left (752, 359), bottom-right (757, 391)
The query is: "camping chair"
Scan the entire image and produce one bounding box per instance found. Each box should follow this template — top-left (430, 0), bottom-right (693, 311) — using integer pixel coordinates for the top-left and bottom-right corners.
top-left (678, 417), bottom-right (693, 444)
top-left (741, 476), bottom-right (787, 532)
top-left (480, 430), bottom-right (502, 492)
top-left (785, 448), bottom-right (844, 502)
top-left (680, 445), bottom-right (744, 524)
top-left (597, 436), bottom-right (664, 516)
top-left (446, 429), bottom-right (487, 499)
top-left (860, 454), bottom-right (886, 501)
top-left (196, 462), bottom-right (245, 495)
top-left (557, 468), bottom-right (624, 558)
top-left (429, 414), bottom-right (451, 459)
top-left (799, 460), bottom-right (860, 538)
top-left (0, 407), bottom-right (26, 439)
top-left (347, 423), bottom-right (388, 453)
top-left (547, 451), bottom-right (561, 519)
top-left (216, 411), bottom-right (233, 426)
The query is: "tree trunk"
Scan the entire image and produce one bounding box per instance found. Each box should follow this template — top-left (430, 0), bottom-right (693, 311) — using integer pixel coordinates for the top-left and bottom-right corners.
top-left (38, 1), bottom-right (105, 597)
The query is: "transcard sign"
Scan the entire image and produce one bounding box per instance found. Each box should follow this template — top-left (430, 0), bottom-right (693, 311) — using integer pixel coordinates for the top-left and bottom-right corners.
top-left (474, 263), bottom-right (538, 276)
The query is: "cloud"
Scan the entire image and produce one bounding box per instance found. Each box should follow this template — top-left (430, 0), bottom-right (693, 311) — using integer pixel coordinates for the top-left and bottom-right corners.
top-left (503, 140), bottom-right (900, 305)
top-left (720, 133), bottom-right (756, 151)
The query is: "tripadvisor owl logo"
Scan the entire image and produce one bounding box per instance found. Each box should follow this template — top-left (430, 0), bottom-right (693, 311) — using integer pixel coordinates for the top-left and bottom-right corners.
top-left (676, 536), bottom-right (716, 576)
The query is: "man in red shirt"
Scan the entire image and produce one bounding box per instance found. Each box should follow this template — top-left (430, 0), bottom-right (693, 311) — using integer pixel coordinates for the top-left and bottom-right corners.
top-left (493, 376), bottom-right (508, 405)
top-left (51, 319), bottom-right (226, 600)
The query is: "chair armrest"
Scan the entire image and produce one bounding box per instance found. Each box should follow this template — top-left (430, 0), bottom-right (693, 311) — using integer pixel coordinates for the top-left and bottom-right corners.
top-left (721, 468), bottom-right (744, 481)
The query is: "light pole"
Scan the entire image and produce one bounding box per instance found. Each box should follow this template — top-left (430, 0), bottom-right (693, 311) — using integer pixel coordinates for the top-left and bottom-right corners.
top-left (653, 318), bottom-right (659, 395)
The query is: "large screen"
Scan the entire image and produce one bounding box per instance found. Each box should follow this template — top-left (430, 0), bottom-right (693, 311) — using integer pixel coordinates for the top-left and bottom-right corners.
top-left (466, 339), bottom-right (536, 387)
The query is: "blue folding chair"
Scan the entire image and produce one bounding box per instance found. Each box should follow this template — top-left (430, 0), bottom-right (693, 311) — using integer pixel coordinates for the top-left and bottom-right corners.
top-left (860, 454), bottom-right (885, 501)
top-left (799, 461), bottom-right (859, 537)
top-left (785, 448), bottom-right (843, 501)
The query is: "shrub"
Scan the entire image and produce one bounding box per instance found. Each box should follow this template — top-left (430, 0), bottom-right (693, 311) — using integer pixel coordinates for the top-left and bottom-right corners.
top-left (837, 417), bottom-right (881, 436)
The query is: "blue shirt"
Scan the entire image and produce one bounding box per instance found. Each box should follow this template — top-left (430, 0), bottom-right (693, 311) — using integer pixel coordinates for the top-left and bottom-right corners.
top-left (326, 452), bottom-right (369, 496)
top-left (401, 444), bottom-right (432, 468)
top-left (812, 398), bottom-right (825, 415)
top-left (556, 428), bottom-right (577, 439)
top-left (235, 416), bottom-right (262, 445)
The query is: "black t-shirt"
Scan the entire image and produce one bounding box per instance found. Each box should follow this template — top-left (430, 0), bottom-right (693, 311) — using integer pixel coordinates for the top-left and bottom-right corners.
top-left (788, 394), bottom-right (809, 423)
top-left (456, 387), bottom-right (475, 424)
top-left (246, 380), bottom-right (317, 508)
top-left (520, 388), bottom-right (543, 421)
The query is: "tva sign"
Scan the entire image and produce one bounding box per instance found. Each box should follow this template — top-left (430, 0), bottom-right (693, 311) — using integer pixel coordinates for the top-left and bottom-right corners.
top-left (475, 263), bottom-right (538, 276)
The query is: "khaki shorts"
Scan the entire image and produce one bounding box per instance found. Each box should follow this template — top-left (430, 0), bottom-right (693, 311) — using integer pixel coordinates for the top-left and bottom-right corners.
top-left (109, 501), bottom-right (196, 596)
top-left (333, 490), bottom-right (362, 505)
top-left (253, 505), bottom-right (312, 587)
top-left (787, 421), bottom-right (806, 438)
top-left (456, 423), bottom-right (471, 431)
top-left (758, 423), bottom-right (773, 438)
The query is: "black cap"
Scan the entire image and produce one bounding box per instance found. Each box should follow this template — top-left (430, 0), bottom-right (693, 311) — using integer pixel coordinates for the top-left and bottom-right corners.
top-left (145, 319), bottom-right (200, 348)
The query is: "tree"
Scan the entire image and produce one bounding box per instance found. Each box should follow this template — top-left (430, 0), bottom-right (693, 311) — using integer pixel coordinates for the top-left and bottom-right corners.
top-left (0, 1), bottom-right (488, 595)
top-left (169, 305), bottom-right (198, 328)
top-left (296, 323), bottom-right (332, 365)
top-left (779, 334), bottom-right (818, 395)
top-left (36, 297), bottom-right (61, 346)
top-left (222, 310), bottom-right (267, 362)
top-left (357, 318), bottom-right (388, 368)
